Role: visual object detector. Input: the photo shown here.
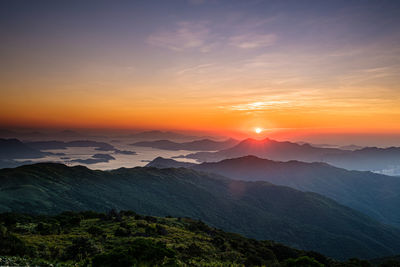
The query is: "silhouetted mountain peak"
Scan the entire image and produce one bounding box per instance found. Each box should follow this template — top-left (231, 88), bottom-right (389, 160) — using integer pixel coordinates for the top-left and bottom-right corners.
top-left (146, 157), bottom-right (196, 168)
top-left (0, 138), bottom-right (45, 159)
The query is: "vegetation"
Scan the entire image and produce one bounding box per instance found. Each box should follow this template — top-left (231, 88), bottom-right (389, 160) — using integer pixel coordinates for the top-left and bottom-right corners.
top-left (169, 155), bottom-right (400, 228)
top-left (1, 163), bottom-right (400, 260)
top-left (0, 210), bottom-right (391, 267)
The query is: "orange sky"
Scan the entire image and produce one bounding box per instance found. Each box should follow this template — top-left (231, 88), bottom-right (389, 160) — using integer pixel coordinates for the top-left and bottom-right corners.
top-left (1, 1), bottom-right (400, 137)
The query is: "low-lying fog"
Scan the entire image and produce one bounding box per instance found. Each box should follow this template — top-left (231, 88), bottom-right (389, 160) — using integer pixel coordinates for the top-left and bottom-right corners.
top-left (15, 143), bottom-right (200, 170)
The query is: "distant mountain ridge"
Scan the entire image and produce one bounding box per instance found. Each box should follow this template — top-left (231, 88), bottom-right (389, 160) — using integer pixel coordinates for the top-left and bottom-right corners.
top-left (0, 139), bottom-right (138, 168)
top-left (25, 140), bottom-right (116, 151)
top-left (147, 156), bottom-right (400, 228)
top-left (71, 153), bottom-right (115, 164)
top-left (1, 163), bottom-right (400, 259)
top-left (0, 138), bottom-right (45, 159)
top-left (127, 130), bottom-right (220, 142)
top-left (182, 137), bottom-right (400, 173)
top-left (147, 157), bottom-right (195, 168)
top-left (183, 137), bottom-right (343, 162)
top-left (0, 129), bottom-right (88, 141)
top-left (0, 138), bottom-right (45, 169)
top-left (131, 138), bottom-right (239, 151)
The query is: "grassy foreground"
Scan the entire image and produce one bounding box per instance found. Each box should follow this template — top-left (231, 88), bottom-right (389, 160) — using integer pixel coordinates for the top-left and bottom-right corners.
top-left (0, 210), bottom-right (391, 266)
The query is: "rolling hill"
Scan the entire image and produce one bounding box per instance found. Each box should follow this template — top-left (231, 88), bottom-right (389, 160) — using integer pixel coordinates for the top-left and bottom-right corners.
top-left (148, 156), bottom-right (400, 228)
top-left (0, 211), bottom-right (344, 266)
top-left (1, 163), bottom-right (400, 259)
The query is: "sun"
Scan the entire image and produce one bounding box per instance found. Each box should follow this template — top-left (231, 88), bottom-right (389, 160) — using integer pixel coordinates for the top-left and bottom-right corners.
top-left (255, 128), bottom-right (262, 134)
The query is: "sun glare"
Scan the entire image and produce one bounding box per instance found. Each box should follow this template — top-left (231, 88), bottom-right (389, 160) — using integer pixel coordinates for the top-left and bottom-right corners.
top-left (255, 128), bottom-right (262, 134)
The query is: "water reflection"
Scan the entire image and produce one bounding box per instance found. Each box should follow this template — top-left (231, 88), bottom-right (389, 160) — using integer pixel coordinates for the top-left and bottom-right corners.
top-left (15, 141), bottom-right (200, 170)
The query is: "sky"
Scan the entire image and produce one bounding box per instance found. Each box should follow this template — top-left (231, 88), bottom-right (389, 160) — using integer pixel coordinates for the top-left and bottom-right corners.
top-left (1, 0), bottom-right (400, 138)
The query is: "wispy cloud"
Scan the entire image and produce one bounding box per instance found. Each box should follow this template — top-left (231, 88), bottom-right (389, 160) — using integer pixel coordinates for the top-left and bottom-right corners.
top-left (229, 33), bottom-right (277, 49)
top-left (147, 22), bottom-right (216, 52)
top-left (222, 93), bottom-right (399, 114)
top-left (147, 19), bottom-right (277, 52)
top-left (230, 100), bottom-right (291, 110)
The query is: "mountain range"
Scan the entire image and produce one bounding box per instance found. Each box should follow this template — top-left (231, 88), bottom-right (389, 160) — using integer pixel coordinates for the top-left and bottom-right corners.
top-left (0, 129), bottom-right (88, 141)
top-left (182, 137), bottom-right (400, 172)
top-left (131, 138), bottom-right (239, 151)
top-left (25, 140), bottom-right (116, 151)
top-left (126, 130), bottom-right (220, 142)
top-left (148, 156), bottom-right (400, 228)
top-left (0, 138), bottom-right (45, 159)
top-left (1, 163), bottom-right (400, 259)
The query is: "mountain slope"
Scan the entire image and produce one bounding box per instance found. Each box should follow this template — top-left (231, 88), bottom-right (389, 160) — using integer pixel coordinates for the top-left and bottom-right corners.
top-left (0, 211), bottom-right (341, 266)
top-left (149, 156), bottom-right (400, 228)
top-left (322, 146), bottom-right (400, 172)
top-left (146, 157), bottom-right (196, 168)
top-left (1, 163), bottom-right (400, 259)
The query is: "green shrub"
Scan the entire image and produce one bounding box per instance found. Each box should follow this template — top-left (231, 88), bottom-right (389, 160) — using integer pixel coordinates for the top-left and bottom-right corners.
top-left (92, 250), bottom-right (136, 267)
top-left (128, 238), bottom-right (176, 263)
top-left (87, 225), bottom-right (104, 236)
top-left (114, 227), bottom-right (131, 237)
top-left (345, 258), bottom-right (371, 267)
top-left (35, 222), bottom-right (60, 235)
top-left (0, 231), bottom-right (28, 256)
top-left (284, 256), bottom-right (324, 267)
top-left (64, 237), bottom-right (100, 260)
top-left (380, 260), bottom-right (400, 267)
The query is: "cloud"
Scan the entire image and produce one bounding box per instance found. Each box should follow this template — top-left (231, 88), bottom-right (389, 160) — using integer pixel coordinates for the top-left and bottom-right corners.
top-left (229, 33), bottom-right (277, 49)
top-left (230, 100), bottom-right (291, 111)
top-left (148, 19), bottom-right (277, 52)
top-left (147, 22), bottom-right (214, 52)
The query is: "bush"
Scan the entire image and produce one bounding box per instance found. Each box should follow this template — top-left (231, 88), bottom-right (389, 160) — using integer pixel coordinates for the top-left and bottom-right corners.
top-left (64, 237), bottom-right (99, 260)
top-left (268, 243), bottom-right (300, 261)
top-left (144, 216), bottom-right (157, 223)
top-left (80, 211), bottom-right (104, 219)
top-left (87, 225), bottom-right (104, 236)
top-left (145, 224), bottom-right (157, 236)
top-left (114, 227), bottom-right (131, 237)
top-left (128, 238), bottom-right (176, 263)
top-left (187, 220), bottom-right (211, 233)
top-left (345, 258), bottom-right (372, 267)
top-left (284, 256), bottom-right (323, 267)
top-left (0, 231), bottom-right (28, 256)
top-left (156, 224), bottom-right (168, 236)
top-left (92, 250), bottom-right (136, 267)
top-left (107, 209), bottom-right (122, 222)
top-left (184, 243), bottom-right (204, 257)
top-left (55, 212), bottom-right (82, 228)
top-left (93, 238), bottom-right (176, 266)
top-left (244, 255), bottom-right (263, 266)
top-left (380, 260), bottom-right (400, 267)
top-left (119, 210), bottom-right (137, 217)
top-left (35, 222), bottom-right (60, 235)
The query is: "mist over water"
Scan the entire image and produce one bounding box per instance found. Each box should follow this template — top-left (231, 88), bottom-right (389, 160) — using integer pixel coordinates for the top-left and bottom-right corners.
top-left (15, 143), bottom-right (200, 170)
